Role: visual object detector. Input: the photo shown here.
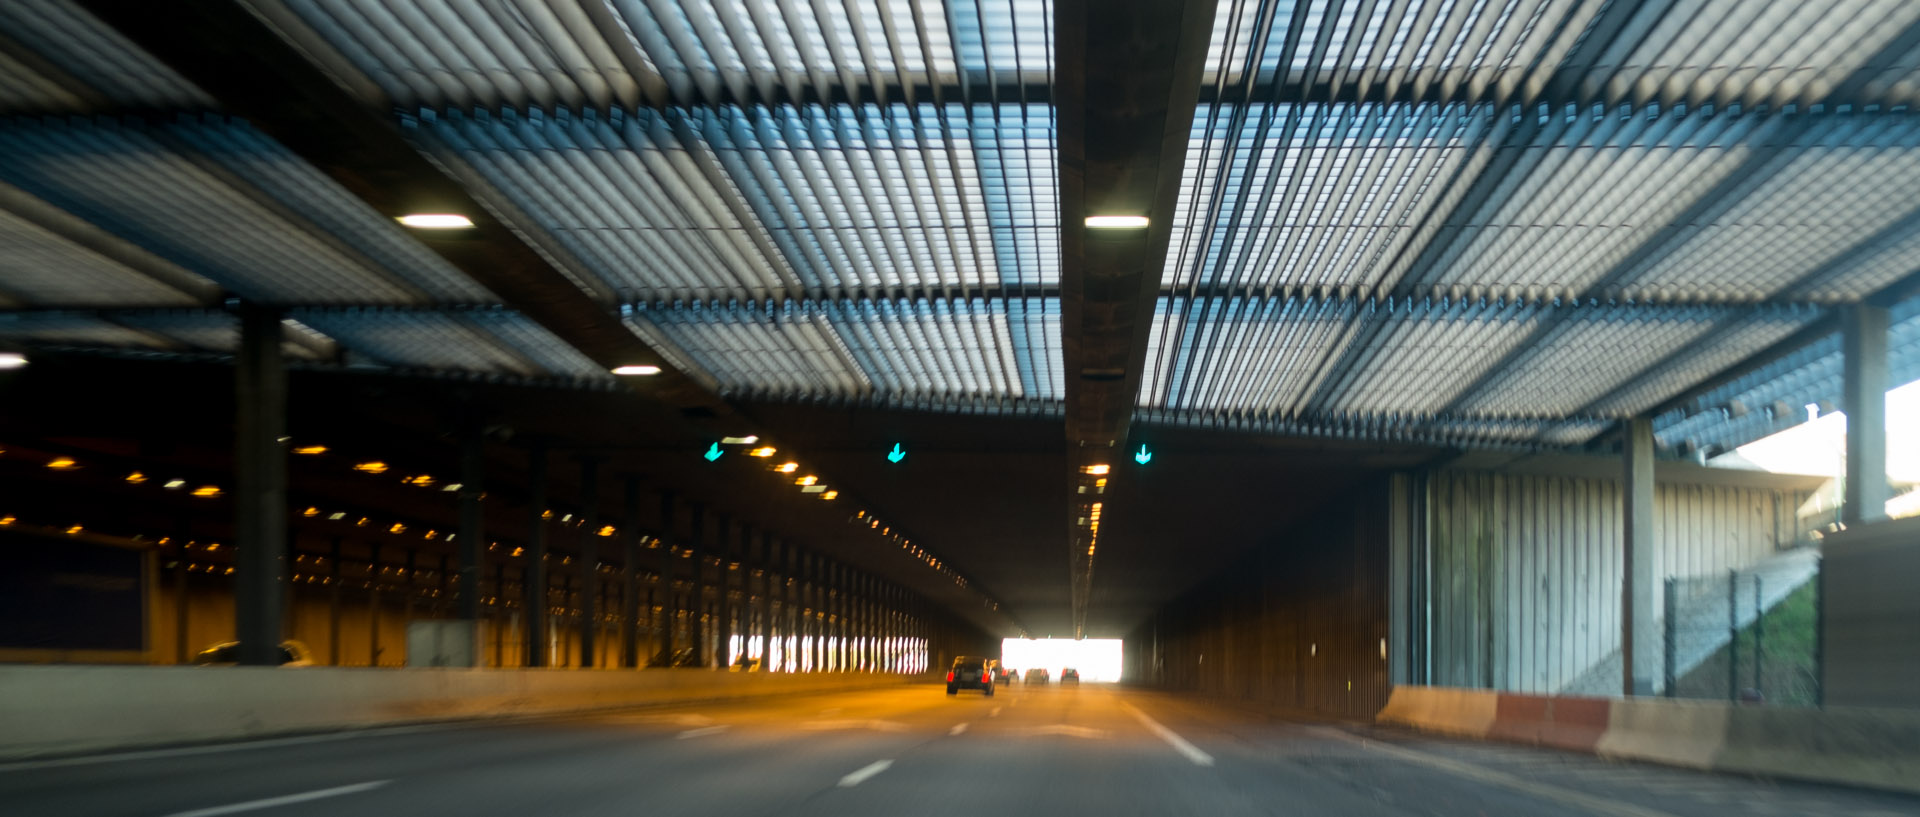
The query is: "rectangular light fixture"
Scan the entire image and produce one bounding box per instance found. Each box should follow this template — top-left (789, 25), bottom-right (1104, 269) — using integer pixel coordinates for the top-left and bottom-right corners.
top-left (1085, 215), bottom-right (1149, 229)
top-left (721, 435), bottom-right (759, 445)
top-left (1082, 464), bottom-right (1111, 475)
top-left (395, 213), bottom-right (474, 229)
top-left (748, 447), bottom-right (777, 457)
top-left (292, 445), bottom-right (328, 455)
top-left (612, 364), bottom-right (662, 376)
top-left (801, 485), bottom-right (827, 494)
top-left (0, 352), bottom-right (26, 369)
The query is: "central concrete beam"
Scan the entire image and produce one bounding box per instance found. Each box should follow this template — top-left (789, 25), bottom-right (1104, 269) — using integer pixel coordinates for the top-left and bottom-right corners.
top-left (1842, 305), bottom-right (1890, 526)
top-left (1622, 418), bottom-right (1657, 696)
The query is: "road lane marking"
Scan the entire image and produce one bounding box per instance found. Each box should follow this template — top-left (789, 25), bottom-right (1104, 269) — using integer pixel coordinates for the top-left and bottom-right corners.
top-left (950, 723), bottom-right (969, 735)
top-left (676, 726), bottom-right (731, 739)
top-left (838, 759), bottom-right (893, 787)
top-left (990, 707), bottom-right (1002, 717)
top-left (801, 719), bottom-right (909, 733)
top-left (1020, 725), bottom-right (1109, 739)
top-left (1121, 703), bottom-right (1214, 767)
top-left (162, 780), bottom-right (389, 817)
top-left (1306, 727), bottom-right (1681, 817)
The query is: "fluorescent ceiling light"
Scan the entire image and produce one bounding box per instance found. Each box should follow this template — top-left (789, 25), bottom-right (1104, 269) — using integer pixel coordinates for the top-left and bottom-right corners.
top-left (721, 435), bottom-right (759, 445)
top-left (612, 364), bottom-right (662, 376)
top-left (0, 352), bottom-right (26, 369)
top-left (395, 213), bottom-right (474, 229)
top-left (1085, 215), bottom-right (1149, 229)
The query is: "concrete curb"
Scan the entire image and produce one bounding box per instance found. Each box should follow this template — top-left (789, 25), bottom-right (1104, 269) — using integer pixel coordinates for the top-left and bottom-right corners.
top-left (1378, 686), bottom-right (1920, 796)
top-left (0, 665), bottom-right (923, 760)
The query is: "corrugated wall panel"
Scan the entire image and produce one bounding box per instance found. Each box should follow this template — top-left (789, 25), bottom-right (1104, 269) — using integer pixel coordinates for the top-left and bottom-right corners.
top-left (1425, 469), bottom-right (1810, 694)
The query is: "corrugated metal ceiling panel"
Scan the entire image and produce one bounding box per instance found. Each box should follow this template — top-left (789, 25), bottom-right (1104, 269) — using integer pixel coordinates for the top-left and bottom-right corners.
top-left (0, 312), bottom-right (168, 349)
top-left (1323, 299), bottom-right (1546, 415)
top-left (0, 118), bottom-right (476, 305)
top-left (271, 0), bottom-right (1050, 108)
top-left (1164, 102), bottom-right (1492, 298)
top-left (297, 310), bottom-right (552, 375)
top-left (1201, 0), bottom-right (1600, 99)
top-left (0, 0), bottom-right (216, 111)
top-left (1462, 305), bottom-right (1732, 417)
top-left (624, 296), bottom-right (1058, 405)
top-left (1140, 295), bottom-right (1355, 417)
top-left (0, 207), bottom-right (200, 307)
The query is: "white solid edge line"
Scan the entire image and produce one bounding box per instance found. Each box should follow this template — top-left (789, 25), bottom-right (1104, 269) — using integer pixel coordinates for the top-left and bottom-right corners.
top-left (949, 723), bottom-right (970, 735)
top-left (162, 780), bottom-right (390, 817)
top-left (1120, 703), bottom-right (1214, 767)
top-left (677, 725), bottom-right (731, 739)
top-left (837, 759), bottom-right (893, 788)
top-left (1304, 727), bottom-right (1681, 817)
top-left (0, 724), bottom-right (458, 773)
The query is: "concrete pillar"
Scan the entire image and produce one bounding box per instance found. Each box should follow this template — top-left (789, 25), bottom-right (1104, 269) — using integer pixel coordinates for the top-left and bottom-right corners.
top-left (1843, 304), bottom-right (1890, 525)
top-left (621, 477), bottom-right (642, 668)
top-left (780, 541), bottom-right (796, 671)
top-left (577, 458), bottom-right (600, 668)
top-left (689, 504), bottom-right (707, 668)
top-left (757, 532), bottom-right (775, 671)
top-left (808, 552), bottom-right (823, 671)
top-left (658, 492), bottom-right (676, 661)
top-left (715, 514), bottom-right (735, 669)
top-left (233, 307), bottom-right (287, 666)
top-left (525, 442), bottom-right (549, 667)
top-left (1623, 417), bottom-right (1658, 696)
top-left (327, 536), bottom-right (342, 665)
top-left (368, 542), bottom-right (382, 666)
top-left (458, 434), bottom-right (484, 626)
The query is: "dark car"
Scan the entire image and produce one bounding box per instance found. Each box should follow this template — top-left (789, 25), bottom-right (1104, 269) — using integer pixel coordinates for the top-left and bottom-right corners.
top-left (994, 667), bottom-right (1016, 684)
top-left (946, 656), bottom-right (995, 696)
top-left (1060, 667), bottom-right (1080, 683)
top-left (1026, 667), bottom-right (1049, 684)
top-left (647, 647), bottom-right (701, 668)
top-left (193, 640), bottom-right (314, 666)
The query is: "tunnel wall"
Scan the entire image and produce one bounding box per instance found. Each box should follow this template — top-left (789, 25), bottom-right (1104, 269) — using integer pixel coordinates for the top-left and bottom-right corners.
top-left (1423, 470), bottom-right (1812, 694)
top-left (1127, 476), bottom-right (1393, 719)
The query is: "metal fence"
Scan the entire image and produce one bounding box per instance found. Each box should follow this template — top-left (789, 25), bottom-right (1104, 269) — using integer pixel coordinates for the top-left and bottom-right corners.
top-left (1663, 562), bottom-right (1822, 706)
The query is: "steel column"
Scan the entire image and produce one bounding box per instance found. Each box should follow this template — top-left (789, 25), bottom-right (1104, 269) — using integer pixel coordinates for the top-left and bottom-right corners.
top-left (458, 434), bottom-right (484, 625)
top-left (1623, 417), bottom-right (1658, 696)
top-left (758, 532), bottom-right (775, 671)
top-left (689, 504), bottom-right (707, 668)
top-left (658, 492), bottom-right (677, 661)
top-left (233, 306), bottom-right (287, 666)
top-left (577, 458), bottom-right (600, 668)
top-left (715, 514), bottom-right (735, 669)
top-left (1842, 304), bottom-right (1890, 525)
top-left (622, 476), bottom-right (642, 668)
top-left (525, 442), bottom-right (549, 667)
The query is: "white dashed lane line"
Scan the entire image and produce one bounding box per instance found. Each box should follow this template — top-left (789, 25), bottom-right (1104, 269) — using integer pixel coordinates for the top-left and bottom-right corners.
top-left (676, 726), bottom-right (731, 740)
top-left (838, 760), bottom-right (893, 788)
top-left (950, 723), bottom-right (970, 735)
top-left (1120, 703), bottom-right (1214, 767)
top-left (161, 780), bottom-right (390, 817)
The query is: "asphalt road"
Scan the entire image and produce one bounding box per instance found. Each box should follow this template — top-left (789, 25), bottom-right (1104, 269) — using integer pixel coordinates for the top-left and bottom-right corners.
top-left (4, 682), bottom-right (1917, 817)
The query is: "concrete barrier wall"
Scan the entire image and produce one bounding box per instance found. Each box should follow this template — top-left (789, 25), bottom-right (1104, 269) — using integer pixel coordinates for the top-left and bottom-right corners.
top-left (0, 665), bottom-right (920, 760)
top-left (1379, 686), bottom-right (1920, 795)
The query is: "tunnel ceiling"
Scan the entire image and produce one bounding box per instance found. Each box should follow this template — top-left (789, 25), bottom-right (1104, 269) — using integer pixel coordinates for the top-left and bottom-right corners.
top-left (5, 0), bottom-right (1920, 637)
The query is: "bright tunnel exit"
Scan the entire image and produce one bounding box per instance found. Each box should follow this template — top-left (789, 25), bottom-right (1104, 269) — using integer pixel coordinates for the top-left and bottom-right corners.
top-left (1001, 638), bottom-right (1123, 682)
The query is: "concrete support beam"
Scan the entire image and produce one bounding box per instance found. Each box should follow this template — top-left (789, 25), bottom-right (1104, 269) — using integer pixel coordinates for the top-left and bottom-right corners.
top-left (233, 307), bottom-right (287, 666)
top-left (457, 435), bottom-right (484, 630)
top-left (689, 504), bottom-right (707, 669)
top-left (1843, 304), bottom-right (1891, 526)
top-left (621, 477), bottom-right (642, 668)
top-left (1623, 418), bottom-right (1658, 697)
top-left (716, 514), bottom-right (735, 670)
top-left (524, 443), bottom-right (549, 668)
top-left (577, 458), bottom-right (600, 668)
top-left (658, 493), bottom-right (676, 660)
top-left (758, 533), bottom-right (775, 671)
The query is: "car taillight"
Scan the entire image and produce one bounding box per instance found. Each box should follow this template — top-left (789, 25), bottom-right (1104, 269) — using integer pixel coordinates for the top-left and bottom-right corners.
top-left (946, 671), bottom-right (954, 682)
top-left (981, 672), bottom-right (990, 683)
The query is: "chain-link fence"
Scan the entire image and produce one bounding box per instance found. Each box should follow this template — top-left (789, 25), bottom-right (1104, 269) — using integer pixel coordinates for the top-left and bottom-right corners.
top-left (1664, 560), bottom-right (1822, 706)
